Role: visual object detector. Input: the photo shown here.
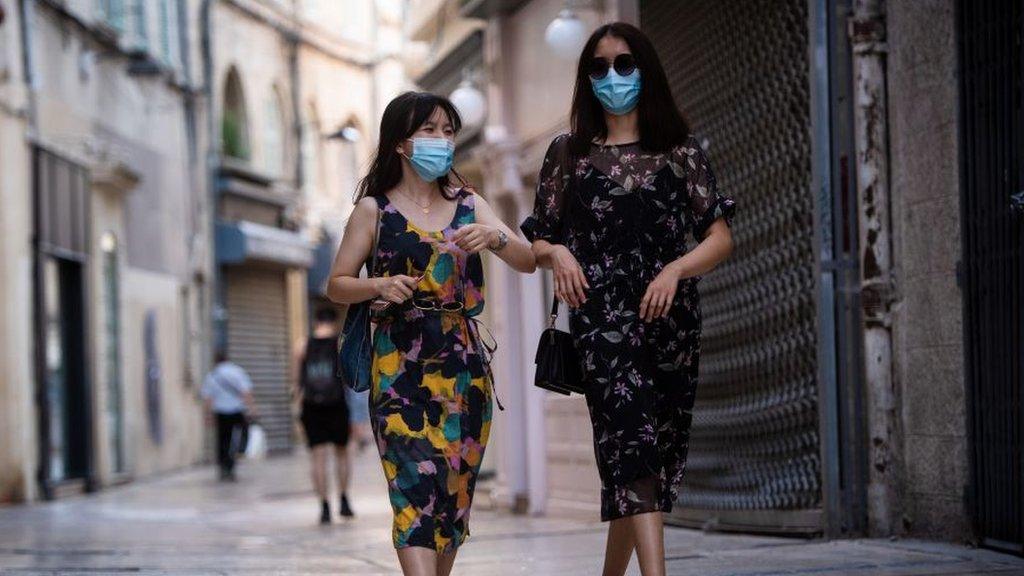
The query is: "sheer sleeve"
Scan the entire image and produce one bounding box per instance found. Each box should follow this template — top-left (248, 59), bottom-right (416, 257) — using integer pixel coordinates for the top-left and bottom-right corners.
top-left (520, 134), bottom-right (572, 243)
top-left (679, 137), bottom-right (736, 242)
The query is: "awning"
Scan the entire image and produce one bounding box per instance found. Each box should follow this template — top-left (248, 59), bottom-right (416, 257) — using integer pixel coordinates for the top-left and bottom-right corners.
top-left (216, 220), bottom-right (314, 268)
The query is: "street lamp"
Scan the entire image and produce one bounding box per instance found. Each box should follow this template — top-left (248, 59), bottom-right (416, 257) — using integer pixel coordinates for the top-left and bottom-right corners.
top-left (545, 8), bottom-right (587, 60)
top-left (449, 77), bottom-right (487, 130)
top-left (325, 125), bottom-right (361, 143)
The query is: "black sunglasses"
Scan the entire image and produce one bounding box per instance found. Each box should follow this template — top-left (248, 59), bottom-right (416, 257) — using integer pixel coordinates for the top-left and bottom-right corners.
top-left (588, 53), bottom-right (638, 80)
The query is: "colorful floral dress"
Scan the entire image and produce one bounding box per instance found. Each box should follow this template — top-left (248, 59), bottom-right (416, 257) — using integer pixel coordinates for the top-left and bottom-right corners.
top-left (369, 189), bottom-right (492, 553)
top-left (521, 134), bottom-right (736, 521)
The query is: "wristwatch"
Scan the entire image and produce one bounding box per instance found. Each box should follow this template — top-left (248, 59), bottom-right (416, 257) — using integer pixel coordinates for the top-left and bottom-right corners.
top-left (489, 230), bottom-right (509, 252)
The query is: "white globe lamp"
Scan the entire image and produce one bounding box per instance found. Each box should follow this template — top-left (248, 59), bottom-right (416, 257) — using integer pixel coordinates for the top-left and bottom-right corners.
top-left (449, 79), bottom-right (487, 129)
top-left (545, 9), bottom-right (587, 60)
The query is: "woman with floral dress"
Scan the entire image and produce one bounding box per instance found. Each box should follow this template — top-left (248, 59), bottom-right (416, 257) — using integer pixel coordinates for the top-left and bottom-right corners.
top-left (327, 92), bottom-right (535, 576)
top-left (522, 23), bottom-right (736, 576)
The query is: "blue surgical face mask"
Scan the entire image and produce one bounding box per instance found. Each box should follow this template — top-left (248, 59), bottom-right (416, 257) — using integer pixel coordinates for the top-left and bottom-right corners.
top-left (590, 69), bottom-right (641, 115)
top-left (404, 137), bottom-right (454, 181)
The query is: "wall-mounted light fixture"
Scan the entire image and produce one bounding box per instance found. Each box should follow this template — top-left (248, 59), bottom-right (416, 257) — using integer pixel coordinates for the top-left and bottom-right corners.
top-left (545, 4), bottom-right (588, 61)
top-left (449, 74), bottom-right (487, 130)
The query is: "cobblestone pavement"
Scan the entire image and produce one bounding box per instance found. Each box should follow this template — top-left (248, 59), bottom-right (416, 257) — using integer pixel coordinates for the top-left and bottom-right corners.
top-left (1, 450), bottom-right (1022, 575)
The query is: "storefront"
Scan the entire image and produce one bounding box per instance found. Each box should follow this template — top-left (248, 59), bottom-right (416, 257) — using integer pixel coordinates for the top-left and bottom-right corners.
top-left (32, 147), bottom-right (95, 498)
top-left (216, 168), bottom-right (314, 454)
top-left (639, 0), bottom-right (864, 535)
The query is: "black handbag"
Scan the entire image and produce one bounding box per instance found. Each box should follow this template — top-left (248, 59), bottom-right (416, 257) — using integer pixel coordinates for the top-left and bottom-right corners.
top-left (534, 296), bottom-right (585, 395)
top-left (533, 138), bottom-right (586, 395)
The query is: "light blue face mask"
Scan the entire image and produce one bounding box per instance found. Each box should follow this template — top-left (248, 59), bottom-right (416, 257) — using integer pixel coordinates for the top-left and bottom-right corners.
top-left (405, 137), bottom-right (454, 181)
top-left (590, 69), bottom-right (641, 115)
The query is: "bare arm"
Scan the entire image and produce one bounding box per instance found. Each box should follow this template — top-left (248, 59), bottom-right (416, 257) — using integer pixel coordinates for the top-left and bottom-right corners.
top-left (530, 239), bottom-right (589, 308)
top-left (290, 337), bottom-right (306, 401)
top-left (325, 196), bottom-right (418, 305)
top-left (452, 195), bottom-right (537, 273)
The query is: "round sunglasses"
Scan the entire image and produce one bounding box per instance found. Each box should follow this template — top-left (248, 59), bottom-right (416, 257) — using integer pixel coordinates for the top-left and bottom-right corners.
top-left (588, 53), bottom-right (638, 80)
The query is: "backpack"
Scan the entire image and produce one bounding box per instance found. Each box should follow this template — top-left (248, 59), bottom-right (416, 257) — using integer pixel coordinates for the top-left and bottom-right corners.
top-left (302, 337), bottom-right (346, 407)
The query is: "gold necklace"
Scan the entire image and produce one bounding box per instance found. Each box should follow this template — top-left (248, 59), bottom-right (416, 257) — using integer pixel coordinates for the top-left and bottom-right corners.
top-left (397, 186), bottom-right (436, 214)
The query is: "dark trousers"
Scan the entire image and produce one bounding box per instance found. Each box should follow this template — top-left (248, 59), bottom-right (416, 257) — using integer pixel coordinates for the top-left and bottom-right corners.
top-left (216, 412), bottom-right (247, 473)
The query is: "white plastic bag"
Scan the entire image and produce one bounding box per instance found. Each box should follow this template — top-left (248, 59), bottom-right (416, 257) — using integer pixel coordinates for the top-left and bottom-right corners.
top-left (244, 423), bottom-right (268, 460)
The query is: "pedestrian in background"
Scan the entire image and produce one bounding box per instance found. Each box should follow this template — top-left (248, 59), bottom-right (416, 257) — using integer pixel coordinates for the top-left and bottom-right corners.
top-left (292, 306), bottom-right (355, 524)
top-left (327, 91), bottom-right (535, 576)
top-left (201, 351), bottom-right (256, 482)
top-left (522, 22), bottom-right (736, 576)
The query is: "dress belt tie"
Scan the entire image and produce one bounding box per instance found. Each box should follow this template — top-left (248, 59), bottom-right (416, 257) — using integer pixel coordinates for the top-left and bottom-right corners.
top-left (374, 303), bottom-right (505, 411)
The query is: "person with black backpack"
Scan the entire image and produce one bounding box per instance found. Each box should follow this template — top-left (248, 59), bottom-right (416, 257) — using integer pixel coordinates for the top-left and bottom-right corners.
top-left (292, 306), bottom-right (355, 524)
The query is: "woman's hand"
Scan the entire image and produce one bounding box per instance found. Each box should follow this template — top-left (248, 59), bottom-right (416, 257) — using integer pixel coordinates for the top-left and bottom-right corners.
top-left (640, 263), bottom-right (682, 322)
top-left (452, 224), bottom-right (498, 254)
top-left (375, 275), bottom-right (419, 304)
top-left (551, 245), bottom-right (589, 308)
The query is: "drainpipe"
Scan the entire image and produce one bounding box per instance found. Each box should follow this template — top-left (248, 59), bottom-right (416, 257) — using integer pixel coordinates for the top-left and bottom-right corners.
top-left (849, 0), bottom-right (899, 536)
top-left (17, 0), bottom-right (46, 502)
top-left (200, 0), bottom-right (224, 358)
top-left (287, 32), bottom-right (302, 195)
top-left (17, 0), bottom-right (36, 134)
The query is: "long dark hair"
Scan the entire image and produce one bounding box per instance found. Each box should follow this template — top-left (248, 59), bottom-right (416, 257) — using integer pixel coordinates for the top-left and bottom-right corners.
top-left (568, 22), bottom-right (690, 157)
top-left (355, 91), bottom-right (466, 202)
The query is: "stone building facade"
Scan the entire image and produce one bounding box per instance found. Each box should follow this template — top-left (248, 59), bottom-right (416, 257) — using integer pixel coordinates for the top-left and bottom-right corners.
top-left (0, 0), bottom-right (405, 503)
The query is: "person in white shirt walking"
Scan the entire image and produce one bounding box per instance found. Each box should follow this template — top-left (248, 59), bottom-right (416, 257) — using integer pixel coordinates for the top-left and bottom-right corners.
top-left (201, 352), bottom-right (256, 481)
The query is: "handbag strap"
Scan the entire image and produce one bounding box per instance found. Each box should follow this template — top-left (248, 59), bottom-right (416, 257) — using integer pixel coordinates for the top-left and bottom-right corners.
top-left (548, 294), bottom-right (560, 328)
top-left (368, 202), bottom-right (382, 278)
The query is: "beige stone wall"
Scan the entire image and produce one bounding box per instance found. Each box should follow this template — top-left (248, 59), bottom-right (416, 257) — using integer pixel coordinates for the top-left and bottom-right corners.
top-left (0, 0), bottom-right (38, 504)
top-left (887, 0), bottom-right (969, 540)
top-left (0, 0), bottom-right (210, 498)
top-left (0, 112), bottom-right (36, 504)
top-left (121, 268), bottom-right (205, 476)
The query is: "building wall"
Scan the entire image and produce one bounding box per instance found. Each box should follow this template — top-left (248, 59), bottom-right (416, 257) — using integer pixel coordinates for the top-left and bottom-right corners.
top-left (297, 40), bottom-right (375, 237)
top-left (0, 0), bottom-right (209, 501)
top-left (501, 0), bottom-right (608, 515)
top-left (886, 0), bottom-right (969, 540)
top-left (0, 1), bottom-right (37, 503)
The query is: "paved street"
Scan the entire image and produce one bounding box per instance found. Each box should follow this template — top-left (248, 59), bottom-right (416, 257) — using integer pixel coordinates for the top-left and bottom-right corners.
top-left (1, 450), bottom-right (1022, 576)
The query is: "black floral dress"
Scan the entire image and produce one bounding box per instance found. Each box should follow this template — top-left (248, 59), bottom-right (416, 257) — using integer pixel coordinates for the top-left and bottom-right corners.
top-left (521, 134), bottom-right (735, 521)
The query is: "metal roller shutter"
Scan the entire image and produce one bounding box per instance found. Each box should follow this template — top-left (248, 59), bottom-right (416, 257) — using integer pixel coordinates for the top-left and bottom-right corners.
top-left (958, 0), bottom-right (1024, 553)
top-left (225, 267), bottom-right (293, 453)
top-left (641, 0), bottom-right (823, 532)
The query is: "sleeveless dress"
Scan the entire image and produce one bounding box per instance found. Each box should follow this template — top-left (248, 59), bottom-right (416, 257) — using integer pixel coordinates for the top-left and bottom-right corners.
top-left (521, 135), bottom-right (736, 521)
top-left (369, 189), bottom-right (493, 553)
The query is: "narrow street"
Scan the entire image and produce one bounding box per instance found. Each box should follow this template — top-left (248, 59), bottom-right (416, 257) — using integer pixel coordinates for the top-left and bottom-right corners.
top-left (0, 449), bottom-right (1022, 576)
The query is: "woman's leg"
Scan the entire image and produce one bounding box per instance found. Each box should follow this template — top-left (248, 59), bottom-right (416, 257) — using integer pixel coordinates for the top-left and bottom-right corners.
top-left (333, 443), bottom-right (350, 494)
top-left (629, 511), bottom-right (666, 576)
top-left (396, 547), bottom-right (438, 576)
top-left (602, 517), bottom-right (637, 576)
top-left (436, 549), bottom-right (458, 576)
top-left (310, 444), bottom-right (328, 500)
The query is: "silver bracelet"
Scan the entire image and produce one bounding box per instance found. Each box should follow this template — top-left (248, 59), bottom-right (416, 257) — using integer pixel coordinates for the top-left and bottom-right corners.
top-left (488, 230), bottom-right (509, 252)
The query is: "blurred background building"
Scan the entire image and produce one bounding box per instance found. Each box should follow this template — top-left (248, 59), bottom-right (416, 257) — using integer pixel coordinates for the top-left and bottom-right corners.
top-left (0, 0), bottom-right (409, 501)
top-left (0, 0), bottom-right (1020, 557)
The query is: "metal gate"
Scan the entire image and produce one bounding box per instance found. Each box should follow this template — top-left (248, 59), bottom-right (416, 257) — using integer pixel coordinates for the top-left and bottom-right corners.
top-left (958, 0), bottom-right (1024, 554)
top-left (641, 0), bottom-right (823, 532)
top-left (225, 267), bottom-right (293, 453)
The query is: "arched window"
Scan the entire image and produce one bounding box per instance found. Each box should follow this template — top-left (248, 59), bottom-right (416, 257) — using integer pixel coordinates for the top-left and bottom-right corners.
top-left (302, 105), bottom-right (323, 202)
top-left (264, 88), bottom-right (287, 177)
top-left (222, 68), bottom-right (250, 161)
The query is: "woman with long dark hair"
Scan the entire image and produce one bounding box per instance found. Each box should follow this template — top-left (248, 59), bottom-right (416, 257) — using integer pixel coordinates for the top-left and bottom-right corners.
top-left (327, 92), bottom-right (535, 576)
top-left (521, 23), bottom-right (736, 576)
